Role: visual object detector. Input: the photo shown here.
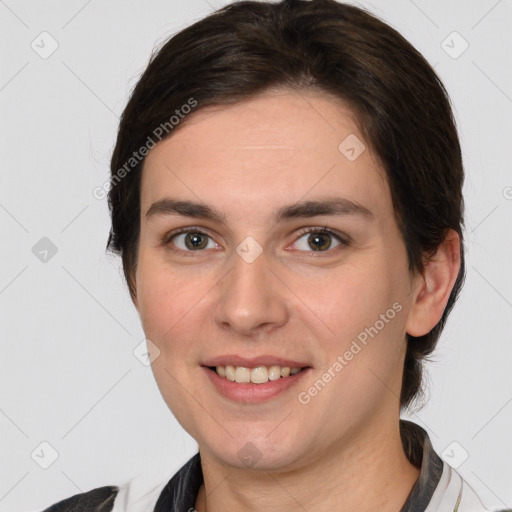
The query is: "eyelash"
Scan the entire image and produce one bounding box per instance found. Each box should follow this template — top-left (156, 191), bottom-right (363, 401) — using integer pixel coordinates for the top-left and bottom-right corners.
top-left (162, 226), bottom-right (350, 255)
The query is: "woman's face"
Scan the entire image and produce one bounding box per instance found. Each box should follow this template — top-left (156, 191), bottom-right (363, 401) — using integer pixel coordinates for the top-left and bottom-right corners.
top-left (134, 88), bottom-right (422, 471)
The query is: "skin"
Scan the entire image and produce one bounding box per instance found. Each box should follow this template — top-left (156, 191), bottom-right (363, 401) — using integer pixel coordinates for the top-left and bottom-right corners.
top-left (133, 88), bottom-right (461, 512)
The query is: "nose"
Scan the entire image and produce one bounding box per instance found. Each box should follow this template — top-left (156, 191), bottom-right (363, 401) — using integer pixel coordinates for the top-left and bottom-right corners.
top-left (213, 247), bottom-right (289, 337)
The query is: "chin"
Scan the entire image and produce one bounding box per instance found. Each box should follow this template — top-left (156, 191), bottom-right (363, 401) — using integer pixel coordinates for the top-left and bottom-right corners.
top-left (196, 423), bottom-right (312, 472)
top-left (209, 444), bottom-right (302, 472)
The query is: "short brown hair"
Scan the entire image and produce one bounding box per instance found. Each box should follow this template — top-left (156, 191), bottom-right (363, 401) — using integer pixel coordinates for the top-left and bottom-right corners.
top-left (107, 0), bottom-right (465, 411)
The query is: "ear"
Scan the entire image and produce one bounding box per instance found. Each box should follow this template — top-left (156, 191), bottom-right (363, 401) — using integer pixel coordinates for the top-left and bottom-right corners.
top-left (405, 229), bottom-right (461, 337)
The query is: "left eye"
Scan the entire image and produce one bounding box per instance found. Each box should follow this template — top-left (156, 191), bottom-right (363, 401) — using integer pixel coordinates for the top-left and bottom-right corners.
top-left (292, 230), bottom-right (344, 252)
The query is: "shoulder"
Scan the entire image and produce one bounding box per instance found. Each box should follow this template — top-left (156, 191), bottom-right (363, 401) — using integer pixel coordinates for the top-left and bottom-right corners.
top-left (39, 454), bottom-right (201, 512)
top-left (428, 461), bottom-right (508, 512)
top-left (41, 486), bottom-right (119, 511)
top-left (40, 470), bottom-right (172, 512)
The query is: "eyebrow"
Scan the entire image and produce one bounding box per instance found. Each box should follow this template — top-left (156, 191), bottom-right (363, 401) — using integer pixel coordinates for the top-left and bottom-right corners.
top-left (145, 197), bottom-right (374, 224)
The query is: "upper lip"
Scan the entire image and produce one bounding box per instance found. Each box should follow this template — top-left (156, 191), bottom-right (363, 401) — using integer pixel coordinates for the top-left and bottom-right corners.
top-left (202, 355), bottom-right (311, 368)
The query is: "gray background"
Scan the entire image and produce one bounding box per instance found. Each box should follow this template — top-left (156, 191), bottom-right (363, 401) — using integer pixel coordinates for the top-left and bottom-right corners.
top-left (0, 0), bottom-right (511, 510)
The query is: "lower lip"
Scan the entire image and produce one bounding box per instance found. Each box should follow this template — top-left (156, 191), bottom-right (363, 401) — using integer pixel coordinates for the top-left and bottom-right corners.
top-left (202, 366), bottom-right (311, 404)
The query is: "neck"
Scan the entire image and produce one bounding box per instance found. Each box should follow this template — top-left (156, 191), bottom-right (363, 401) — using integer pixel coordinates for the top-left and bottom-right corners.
top-left (195, 419), bottom-right (420, 512)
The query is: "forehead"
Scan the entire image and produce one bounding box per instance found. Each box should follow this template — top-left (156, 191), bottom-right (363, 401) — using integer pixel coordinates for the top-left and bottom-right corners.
top-left (140, 89), bottom-right (391, 224)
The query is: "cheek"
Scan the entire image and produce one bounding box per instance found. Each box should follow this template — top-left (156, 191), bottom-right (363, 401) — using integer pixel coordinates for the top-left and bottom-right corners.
top-left (135, 255), bottom-right (213, 351)
top-left (301, 261), bottom-right (398, 335)
top-left (302, 274), bottom-right (407, 419)
top-left (299, 259), bottom-right (408, 390)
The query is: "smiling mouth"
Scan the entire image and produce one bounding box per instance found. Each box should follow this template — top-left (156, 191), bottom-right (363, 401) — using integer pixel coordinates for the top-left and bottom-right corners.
top-left (207, 365), bottom-right (308, 384)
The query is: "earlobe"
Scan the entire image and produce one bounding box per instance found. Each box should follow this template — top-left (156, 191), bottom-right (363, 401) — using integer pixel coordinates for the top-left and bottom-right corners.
top-left (405, 229), bottom-right (461, 337)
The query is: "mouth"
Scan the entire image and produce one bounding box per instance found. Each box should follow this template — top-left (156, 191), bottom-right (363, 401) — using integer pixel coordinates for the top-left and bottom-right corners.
top-left (206, 364), bottom-right (309, 384)
top-left (201, 355), bottom-right (312, 403)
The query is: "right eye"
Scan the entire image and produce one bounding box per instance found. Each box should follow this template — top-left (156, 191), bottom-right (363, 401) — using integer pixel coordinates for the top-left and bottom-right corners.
top-left (166, 230), bottom-right (219, 251)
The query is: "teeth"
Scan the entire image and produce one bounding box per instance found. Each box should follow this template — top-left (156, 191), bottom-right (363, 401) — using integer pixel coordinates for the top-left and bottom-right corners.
top-left (214, 365), bottom-right (304, 384)
top-left (225, 365), bottom-right (235, 381)
top-left (268, 365), bottom-right (281, 381)
top-left (250, 366), bottom-right (268, 384)
top-left (234, 366), bottom-right (251, 383)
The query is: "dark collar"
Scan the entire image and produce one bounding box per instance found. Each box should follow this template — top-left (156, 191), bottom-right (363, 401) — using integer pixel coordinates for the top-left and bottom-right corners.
top-left (399, 420), bottom-right (444, 512)
top-left (154, 451), bottom-right (203, 512)
top-left (154, 420), bottom-right (443, 512)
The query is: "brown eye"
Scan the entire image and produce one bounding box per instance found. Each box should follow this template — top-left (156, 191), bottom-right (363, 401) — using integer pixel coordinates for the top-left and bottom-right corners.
top-left (292, 228), bottom-right (348, 253)
top-left (170, 231), bottom-right (217, 251)
top-left (308, 232), bottom-right (332, 251)
top-left (185, 233), bottom-right (208, 250)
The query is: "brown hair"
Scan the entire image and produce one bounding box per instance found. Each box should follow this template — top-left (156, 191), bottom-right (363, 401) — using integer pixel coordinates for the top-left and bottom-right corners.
top-left (107, 0), bottom-right (465, 412)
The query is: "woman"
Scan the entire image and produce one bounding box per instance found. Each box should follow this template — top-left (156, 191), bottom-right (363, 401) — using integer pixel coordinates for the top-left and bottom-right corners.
top-left (42, 1), bottom-right (510, 511)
